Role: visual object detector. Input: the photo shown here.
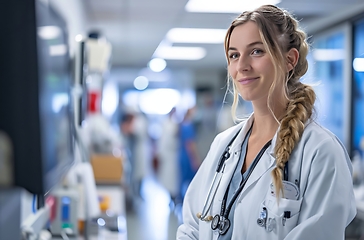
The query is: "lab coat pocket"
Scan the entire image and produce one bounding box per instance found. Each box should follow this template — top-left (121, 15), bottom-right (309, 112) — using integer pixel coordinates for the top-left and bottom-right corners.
top-left (262, 193), bottom-right (302, 239)
top-left (199, 219), bottom-right (215, 240)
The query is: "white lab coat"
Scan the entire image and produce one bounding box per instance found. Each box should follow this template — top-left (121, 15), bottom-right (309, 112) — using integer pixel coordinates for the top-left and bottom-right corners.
top-left (156, 117), bottom-right (179, 196)
top-left (131, 113), bottom-right (150, 182)
top-left (177, 114), bottom-right (356, 240)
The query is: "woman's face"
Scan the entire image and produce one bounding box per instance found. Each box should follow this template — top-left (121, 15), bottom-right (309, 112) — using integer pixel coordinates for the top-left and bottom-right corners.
top-left (227, 21), bottom-right (276, 105)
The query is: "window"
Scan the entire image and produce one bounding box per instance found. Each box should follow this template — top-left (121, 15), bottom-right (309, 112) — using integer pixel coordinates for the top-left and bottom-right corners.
top-left (306, 26), bottom-right (351, 149)
top-left (352, 18), bottom-right (364, 155)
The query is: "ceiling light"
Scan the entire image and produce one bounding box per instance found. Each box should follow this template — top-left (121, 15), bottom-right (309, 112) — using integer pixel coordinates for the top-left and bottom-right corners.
top-left (134, 76), bottom-right (149, 90)
top-left (185, 0), bottom-right (281, 13)
top-left (353, 58), bottom-right (364, 72)
top-left (148, 58), bottom-right (167, 72)
top-left (154, 46), bottom-right (206, 60)
top-left (166, 28), bottom-right (226, 44)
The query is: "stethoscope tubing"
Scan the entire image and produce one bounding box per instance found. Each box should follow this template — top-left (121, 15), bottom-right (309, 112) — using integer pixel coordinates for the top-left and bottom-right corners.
top-left (220, 139), bottom-right (272, 219)
top-left (198, 129), bottom-right (241, 221)
top-left (198, 127), bottom-right (290, 222)
top-left (199, 166), bottom-right (225, 220)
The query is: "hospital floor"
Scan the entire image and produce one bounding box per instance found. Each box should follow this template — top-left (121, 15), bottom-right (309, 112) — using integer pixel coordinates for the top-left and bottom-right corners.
top-left (125, 175), bottom-right (182, 240)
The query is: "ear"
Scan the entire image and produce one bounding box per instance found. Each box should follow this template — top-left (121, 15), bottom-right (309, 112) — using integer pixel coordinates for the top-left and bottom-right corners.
top-left (286, 48), bottom-right (299, 72)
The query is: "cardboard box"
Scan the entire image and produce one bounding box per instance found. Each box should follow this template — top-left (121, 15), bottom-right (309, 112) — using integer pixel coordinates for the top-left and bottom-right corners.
top-left (91, 154), bottom-right (123, 184)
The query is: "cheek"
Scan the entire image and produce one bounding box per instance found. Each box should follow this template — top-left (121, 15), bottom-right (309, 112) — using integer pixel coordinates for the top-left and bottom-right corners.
top-left (262, 59), bottom-right (275, 72)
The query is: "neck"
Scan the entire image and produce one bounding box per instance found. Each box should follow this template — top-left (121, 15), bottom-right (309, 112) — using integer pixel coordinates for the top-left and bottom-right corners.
top-left (251, 104), bottom-right (286, 140)
top-left (252, 113), bottom-right (279, 139)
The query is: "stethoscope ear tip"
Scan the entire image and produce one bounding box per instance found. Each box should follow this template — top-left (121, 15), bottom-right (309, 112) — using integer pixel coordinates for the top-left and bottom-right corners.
top-left (196, 213), bottom-right (214, 222)
top-left (207, 216), bottom-right (213, 221)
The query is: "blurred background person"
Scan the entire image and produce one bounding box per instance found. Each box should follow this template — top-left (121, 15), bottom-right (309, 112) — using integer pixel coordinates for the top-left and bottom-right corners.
top-left (119, 111), bottom-right (137, 207)
top-left (179, 107), bottom-right (200, 201)
top-left (156, 107), bottom-right (180, 207)
top-left (119, 108), bottom-right (150, 202)
top-left (130, 109), bottom-right (151, 200)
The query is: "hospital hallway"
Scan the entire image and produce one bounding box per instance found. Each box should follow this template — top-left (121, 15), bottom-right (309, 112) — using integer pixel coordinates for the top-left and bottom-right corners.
top-left (125, 174), bottom-right (181, 240)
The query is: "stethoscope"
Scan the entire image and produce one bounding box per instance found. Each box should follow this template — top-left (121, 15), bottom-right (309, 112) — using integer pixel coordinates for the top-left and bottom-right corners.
top-left (196, 129), bottom-right (241, 222)
top-left (196, 128), bottom-right (289, 235)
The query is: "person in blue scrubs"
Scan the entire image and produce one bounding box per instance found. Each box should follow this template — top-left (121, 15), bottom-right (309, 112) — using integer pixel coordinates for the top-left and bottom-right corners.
top-left (179, 107), bottom-right (200, 201)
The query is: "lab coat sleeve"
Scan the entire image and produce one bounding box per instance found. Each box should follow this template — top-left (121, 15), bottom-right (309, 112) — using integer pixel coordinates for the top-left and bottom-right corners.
top-left (175, 169), bottom-right (202, 240)
top-left (176, 134), bottom-right (222, 240)
top-left (284, 137), bottom-right (357, 240)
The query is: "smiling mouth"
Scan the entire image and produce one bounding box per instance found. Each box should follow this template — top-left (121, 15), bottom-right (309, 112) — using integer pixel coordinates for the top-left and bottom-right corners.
top-left (238, 77), bottom-right (259, 84)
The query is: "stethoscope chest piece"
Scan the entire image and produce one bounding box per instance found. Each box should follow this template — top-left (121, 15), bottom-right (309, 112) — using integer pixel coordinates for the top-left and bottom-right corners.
top-left (211, 214), bottom-right (231, 235)
top-left (257, 207), bottom-right (267, 227)
top-left (211, 215), bottom-right (220, 230)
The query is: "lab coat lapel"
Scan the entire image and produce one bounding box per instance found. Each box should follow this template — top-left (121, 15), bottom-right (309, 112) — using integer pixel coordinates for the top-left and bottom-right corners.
top-left (212, 116), bottom-right (255, 203)
top-left (240, 131), bottom-right (278, 197)
top-left (240, 147), bottom-right (275, 196)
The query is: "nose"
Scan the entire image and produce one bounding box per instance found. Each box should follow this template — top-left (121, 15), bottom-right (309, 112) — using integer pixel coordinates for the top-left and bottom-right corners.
top-left (236, 55), bottom-right (251, 72)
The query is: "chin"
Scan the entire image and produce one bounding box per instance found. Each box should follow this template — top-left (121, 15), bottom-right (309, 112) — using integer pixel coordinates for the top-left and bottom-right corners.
top-left (238, 92), bottom-right (253, 102)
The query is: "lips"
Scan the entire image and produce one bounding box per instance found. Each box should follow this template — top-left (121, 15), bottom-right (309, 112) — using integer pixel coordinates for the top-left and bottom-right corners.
top-left (237, 77), bottom-right (259, 85)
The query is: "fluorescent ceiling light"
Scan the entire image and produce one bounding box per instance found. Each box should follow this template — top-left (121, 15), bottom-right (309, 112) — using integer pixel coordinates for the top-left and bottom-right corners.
top-left (148, 58), bottom-right (167, 72)
top-left (185, 0), bottom-right (281, 13)
top-left (353, 58), bottom-right (364, 72)
top-left (154, 46), bottom-right (206, 60)
top-left (167, 28), bottom-right (226, 44)
top-left (312, 49), bottom-right (345, 62)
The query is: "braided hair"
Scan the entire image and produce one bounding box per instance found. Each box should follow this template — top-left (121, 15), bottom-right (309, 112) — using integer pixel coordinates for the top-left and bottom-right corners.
top-left (224, 5), bottom-right (316, 198)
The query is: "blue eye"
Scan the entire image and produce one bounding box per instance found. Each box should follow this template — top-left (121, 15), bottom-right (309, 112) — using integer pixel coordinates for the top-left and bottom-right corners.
top-left (252, 49), bottom-right (264, 55)
top-left (229, 53), bottom-right (239, 59)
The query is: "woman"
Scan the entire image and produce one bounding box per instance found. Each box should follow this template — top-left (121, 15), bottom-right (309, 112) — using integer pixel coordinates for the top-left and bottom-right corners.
top-left (176, 4), bottom-right (356, 240)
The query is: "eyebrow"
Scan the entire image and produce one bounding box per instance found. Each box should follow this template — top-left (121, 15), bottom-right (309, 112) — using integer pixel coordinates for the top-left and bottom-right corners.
top-left (228, 41), bottom-right (264, 51)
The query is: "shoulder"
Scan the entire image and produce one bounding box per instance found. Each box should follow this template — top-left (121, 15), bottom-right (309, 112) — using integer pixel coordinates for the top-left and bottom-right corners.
top-left (299, 121), bottom-right (350, 166)
top-left (302, 121), bottom-right (345, 148)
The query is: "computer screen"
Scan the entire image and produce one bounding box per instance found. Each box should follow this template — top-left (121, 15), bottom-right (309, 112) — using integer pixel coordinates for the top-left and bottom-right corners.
top-left (36, 0), bottom-right (74, 194)
top-left (0, 0), bottom-right (74, 194)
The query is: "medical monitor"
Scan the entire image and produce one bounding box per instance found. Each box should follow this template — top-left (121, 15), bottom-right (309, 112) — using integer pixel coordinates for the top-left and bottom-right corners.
top-left (0, 0), bottom-right (74, 194)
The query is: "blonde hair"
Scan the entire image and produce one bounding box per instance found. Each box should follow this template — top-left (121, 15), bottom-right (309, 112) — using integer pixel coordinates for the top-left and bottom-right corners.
top-left (224, 5), bottom-right (316, 198)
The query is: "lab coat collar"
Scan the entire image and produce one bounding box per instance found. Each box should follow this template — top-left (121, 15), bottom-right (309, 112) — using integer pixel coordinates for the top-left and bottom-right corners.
top-left (269, 129), bottom-right (278, 158)
top-left (228, 113), bottom-right (277, 164)
top-left (229, 113), bottom-right (255, 153)
top-left (241, 136), bottom-right (277, 195)
top-left (229, 113), bottom-right (279, 198)
top-left (213, 114), bottom-right (255, 204)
